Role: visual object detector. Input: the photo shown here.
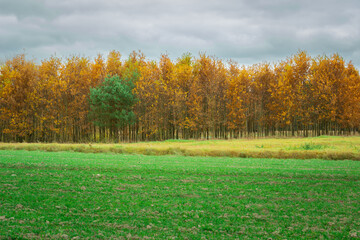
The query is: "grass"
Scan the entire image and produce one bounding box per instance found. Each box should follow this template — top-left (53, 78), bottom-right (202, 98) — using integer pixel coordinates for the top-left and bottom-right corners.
top-left (286, 142), bottom-right (333, 151)
top-left (1, 136), bottom-right (360, 160)
top-left (1, 150), bottom-right (360, 239)
top-left (298, 142), bottom-right (327, 150)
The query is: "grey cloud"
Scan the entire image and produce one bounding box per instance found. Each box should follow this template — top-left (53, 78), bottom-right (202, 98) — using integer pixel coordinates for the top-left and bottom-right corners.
top-left (0, 0), bottom-right (58, 19)
top-left (0, 0), bottom-right (359, 67)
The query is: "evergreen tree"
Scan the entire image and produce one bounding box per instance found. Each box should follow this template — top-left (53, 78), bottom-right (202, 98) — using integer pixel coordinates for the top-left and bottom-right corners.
top-left (89, 74), bottom-right (137, 140)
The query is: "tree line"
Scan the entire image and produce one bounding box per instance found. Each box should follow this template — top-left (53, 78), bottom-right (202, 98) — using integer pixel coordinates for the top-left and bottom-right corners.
top-left (0, 50), bottom-right (359, 142)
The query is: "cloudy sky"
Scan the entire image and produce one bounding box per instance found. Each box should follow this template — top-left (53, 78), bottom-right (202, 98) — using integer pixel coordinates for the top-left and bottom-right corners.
top-left (1, 0), bottom-right (359, 67)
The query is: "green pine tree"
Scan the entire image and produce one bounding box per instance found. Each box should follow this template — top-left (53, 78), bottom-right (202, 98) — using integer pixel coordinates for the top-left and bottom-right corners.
top-left (89, 73), bottom-right (138, 140)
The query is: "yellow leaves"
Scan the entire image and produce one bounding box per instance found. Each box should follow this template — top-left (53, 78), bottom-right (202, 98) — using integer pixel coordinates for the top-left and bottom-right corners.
top-left (106, 50), bottom-right (122, 77)
top-left (0, 51), bottom-right (360, 142)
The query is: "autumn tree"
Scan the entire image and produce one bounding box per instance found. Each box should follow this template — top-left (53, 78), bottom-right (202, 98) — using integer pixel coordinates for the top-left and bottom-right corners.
top-left (0, 54), bottom-right (38, 141)
top-left (269, 51), bottom-right (311, 136)
top-left (135, 60), bottom-right (162, 140)
top-left (189, 54), bottom-right (228, 139)
top-left (309, 54), bottom-right (346, 135)
top-left (59, 56), bottom-right (92, 142)
top-left (248, 63), bottom-right (274, 136)
top-left (106, 50), bottom-right (122, 78)
top-left (339, 63), bottom-right (360, 132)
top-left (226, 62), bottom-right (250, 137)
top-left (173, 53), bottom-right (194, 138)
top-left (35, 56), bottom-right (63, 141)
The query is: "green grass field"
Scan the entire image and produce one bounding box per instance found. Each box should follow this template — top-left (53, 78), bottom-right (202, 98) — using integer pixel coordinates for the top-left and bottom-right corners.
top-left (1, 136), bottom-right (360, 160)
top-left (1, 150), bottom-right (360, 239)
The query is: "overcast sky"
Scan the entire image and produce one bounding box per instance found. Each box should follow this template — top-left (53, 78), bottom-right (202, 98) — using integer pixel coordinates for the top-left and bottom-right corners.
top-left (1, 0), bottom-right (359, 67)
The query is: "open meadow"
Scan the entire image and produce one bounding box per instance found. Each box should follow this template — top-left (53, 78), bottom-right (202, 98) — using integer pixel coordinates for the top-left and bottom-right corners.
top-left (1, 149), bottom-right (360, 239)
top-left (1, 136), bottom-right (360, 160)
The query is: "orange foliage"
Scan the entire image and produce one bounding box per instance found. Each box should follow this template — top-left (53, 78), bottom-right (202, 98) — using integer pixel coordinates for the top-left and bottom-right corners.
top-left (0, 51), bottom-right (359, 142)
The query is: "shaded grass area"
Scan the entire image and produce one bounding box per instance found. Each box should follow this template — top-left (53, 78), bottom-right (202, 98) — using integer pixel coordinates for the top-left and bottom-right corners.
top-left (1, 150), bottom-right (360, 239)
top-left (1, 136), bottom-right (360, 160)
